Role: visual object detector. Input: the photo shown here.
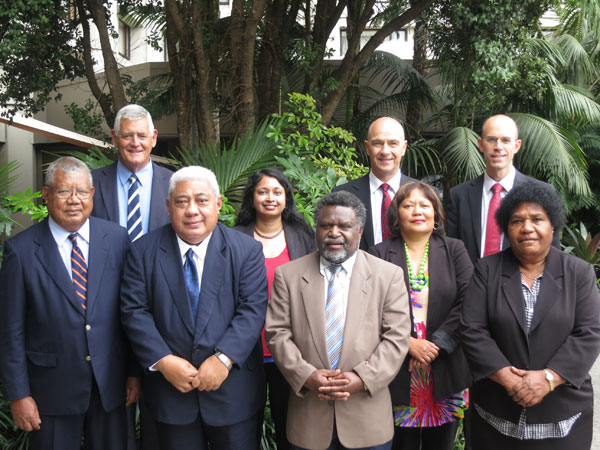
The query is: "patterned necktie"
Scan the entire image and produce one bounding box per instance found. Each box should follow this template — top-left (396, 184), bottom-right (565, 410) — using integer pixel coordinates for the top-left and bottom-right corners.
top-left (484, 183), bottom-right (503, 257)
top-left (380, 183), bottom-right (392, 241)
top-left (69, 233), bottom-right (88, 312)
top-left (127, 174), bottom-right (143, 241)
top-left (184, 249), bottom-right (200, 319)
top-left (325, 264), bottom-right (344, 369)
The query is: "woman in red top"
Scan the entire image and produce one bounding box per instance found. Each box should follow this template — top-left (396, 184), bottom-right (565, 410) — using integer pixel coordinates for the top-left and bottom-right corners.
top-left (235, 168), bottom-right (315, 449)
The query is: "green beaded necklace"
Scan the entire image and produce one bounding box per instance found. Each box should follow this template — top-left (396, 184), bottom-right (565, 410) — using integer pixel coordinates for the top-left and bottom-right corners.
top-left (404, 240), bottom-right (430, 293)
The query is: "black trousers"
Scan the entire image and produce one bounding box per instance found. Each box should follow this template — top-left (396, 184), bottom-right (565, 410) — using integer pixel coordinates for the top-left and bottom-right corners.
top-left (391, 420), bottom-right (459, 450)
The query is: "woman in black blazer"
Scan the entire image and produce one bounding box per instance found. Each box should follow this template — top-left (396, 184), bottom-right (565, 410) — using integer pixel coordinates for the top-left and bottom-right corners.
top-left (369, 181), bottom-right (473, 450)
top-left (234, 168), bottom-right (315, 450)
top-left (460, 181), bottom-right (600, 449)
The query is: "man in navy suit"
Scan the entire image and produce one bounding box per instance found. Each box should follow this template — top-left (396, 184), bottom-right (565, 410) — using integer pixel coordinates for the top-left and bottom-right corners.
top-left (91, 104), bottom-right (172, 236)
top-left (120, 166), bottom-right (268, 450)
top-left (0, 157), bottom-right (137, 450)
top-left (446, 114), bottom-right (559, 263)
top-left (333, 117), bottom-right (415, 250)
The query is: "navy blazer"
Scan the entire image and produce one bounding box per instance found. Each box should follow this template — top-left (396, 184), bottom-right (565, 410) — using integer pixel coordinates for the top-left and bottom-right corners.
top-left (0, 218), bottom-right (133, 415)
top-left (446, 170), bottom-right (560, 263)
top-left (120, 223), bottom-right (268, 426)
top-left (460, 247), bottom-right (600, 423)
top-left (91, 161), bottom-right (173, 231)
top-left (233, 221), bottom-right (315, 260)
top-left (333, 172), bottom-right (416, 251)
top-left (369, 234), bottom-right (473, 404)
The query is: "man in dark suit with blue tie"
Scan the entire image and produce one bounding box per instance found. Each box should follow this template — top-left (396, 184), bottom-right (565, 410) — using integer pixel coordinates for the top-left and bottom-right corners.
top-left (120, 166), bottom-right (268, 450)
top-left (0, 157), bottom-right (137, 449)
top-left (91, 104), bottom-right (172, 238)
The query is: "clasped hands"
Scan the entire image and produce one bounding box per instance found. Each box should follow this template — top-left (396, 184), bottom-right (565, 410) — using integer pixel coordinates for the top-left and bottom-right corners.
top-left (156, 354), bottom-right (229, 393)
top-left (492, 366), bottom-right (557, 407)
top-left (304, 369), bottom-right (364, 401)
top-left (408, 337), bottom-right (439, 372)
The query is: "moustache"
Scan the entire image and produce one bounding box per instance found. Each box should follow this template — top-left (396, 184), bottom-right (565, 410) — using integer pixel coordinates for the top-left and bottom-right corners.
top-left (323, 237), bottom-right (346, 245)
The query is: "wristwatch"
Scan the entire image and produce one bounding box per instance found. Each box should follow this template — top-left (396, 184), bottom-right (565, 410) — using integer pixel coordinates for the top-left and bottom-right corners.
top-left (214, 350), bottom-right (233, 371)
top-left (544, 369), bottom-right (554, 391)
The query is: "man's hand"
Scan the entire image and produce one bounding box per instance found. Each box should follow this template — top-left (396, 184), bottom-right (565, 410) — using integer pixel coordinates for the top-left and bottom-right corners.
top-left (510, 369), bottom-right (551, 407)
top-left (318, 371), bottom-right (364, 401)
top-left (125, 377), bottom-right (142, 406)
top-left (408, 337), bottom-right (439, 365)
top-left (155, 355), bottom-right (198, 393)
top-left (304, 369), bottom-right (346, 393)
top-left (192, 355), bottom-right (230, 391)
top-left (10, 396), bottom-right (41, 431)
top-left (489, 366), bottom-right (524, 396)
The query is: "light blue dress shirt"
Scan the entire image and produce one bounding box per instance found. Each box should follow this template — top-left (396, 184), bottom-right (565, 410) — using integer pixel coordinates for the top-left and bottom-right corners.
top-left (116, 160), bottom-right (154, 236)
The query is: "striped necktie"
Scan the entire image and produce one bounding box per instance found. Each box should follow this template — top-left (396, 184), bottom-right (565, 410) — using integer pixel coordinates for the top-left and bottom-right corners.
top-left (69, 233), bottom-right (88, 312)
top-left (325, 264), bottom-right (344, 369)
top-left (381, 183), bottom-right (392, 241)
top-left (127, 174), bottom-right (143, 241)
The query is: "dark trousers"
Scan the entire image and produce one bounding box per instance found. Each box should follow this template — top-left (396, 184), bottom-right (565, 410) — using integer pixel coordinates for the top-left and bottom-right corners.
top-left (126, 395), bottom-right (161, 450)
top-left (29, 379), bottom-right (127, 450)
top-left (391, 420), bottom-right (459, 450)
top-left (156, 413), bottom-right (258, 450)
top-left (262, 362), bottom-right (291, 450)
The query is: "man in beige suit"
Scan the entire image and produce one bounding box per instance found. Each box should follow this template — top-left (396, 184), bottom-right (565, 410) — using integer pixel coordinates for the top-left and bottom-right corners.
top-left (266, 191), bottom-right (411, 450)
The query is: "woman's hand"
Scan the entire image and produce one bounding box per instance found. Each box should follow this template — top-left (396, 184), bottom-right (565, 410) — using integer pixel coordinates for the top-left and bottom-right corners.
top-left (408, 337), bottom-right (439, 365)
top-left (489, 366), bottom-right (523, 396)
top-left (509, 368), bottom-right (563, 407)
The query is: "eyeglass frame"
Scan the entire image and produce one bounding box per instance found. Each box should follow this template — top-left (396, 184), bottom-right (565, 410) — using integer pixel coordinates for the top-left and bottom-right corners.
top-left (482, 136), bottom-right (520, 145)
top-left (47, 186), bottom-right (94, 199)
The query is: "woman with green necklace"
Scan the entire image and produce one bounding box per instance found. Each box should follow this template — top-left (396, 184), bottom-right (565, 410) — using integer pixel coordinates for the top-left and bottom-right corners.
top-left (369, 181), bottom-right (473, 450)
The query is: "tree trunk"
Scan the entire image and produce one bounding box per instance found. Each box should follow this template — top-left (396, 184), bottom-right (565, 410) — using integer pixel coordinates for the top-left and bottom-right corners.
top-left (406, 15), bottom-right (430, 136)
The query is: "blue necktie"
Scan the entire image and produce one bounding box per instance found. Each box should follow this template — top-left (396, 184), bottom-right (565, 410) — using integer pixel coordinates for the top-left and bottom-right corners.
top-left (69, 233), bottom-right (88, 312)
top-left (325, 264), bottom-right (344, 369)
top-left (127, 174), bottom-right (143, 241)
top-left (184, 249), bottom-right (200, 319)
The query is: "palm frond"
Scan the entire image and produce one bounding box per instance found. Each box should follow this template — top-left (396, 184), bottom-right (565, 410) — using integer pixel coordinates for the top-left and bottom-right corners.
top-left (553, 34), bottom-right (597, 85)
top-left (437, 127), bottom-right (485, 182)
top-left (545, 84), bottom-right (600, 124)
top-left (402, 139), bottom-right (442, 179)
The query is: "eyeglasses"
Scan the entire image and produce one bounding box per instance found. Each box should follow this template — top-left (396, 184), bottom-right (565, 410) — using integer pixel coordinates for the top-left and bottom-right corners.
top-left (49, 187), bottom-right (93, 199)
top-left (483, 136), bottom-right (519, 145)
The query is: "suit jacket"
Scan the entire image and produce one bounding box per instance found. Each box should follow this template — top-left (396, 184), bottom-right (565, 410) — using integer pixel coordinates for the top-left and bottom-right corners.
top-left (460, 247), bottom-right (600, 424)
top-left (445, 170), bottom-right (560, 263)
top-left (369, 234), bottom-right (473, 404)
top-left (91, 161), bottom-right (173, 231)
top-left (265, 250), bottom-right (411, 449)
top-left (0, 218), bottom-right (133, 415)
top-left (233, 221), bottom-right (315, 260)
top-left (120, 223), bottom-right (268, 426)
top-left (333, 172), bottom-right (416, 251)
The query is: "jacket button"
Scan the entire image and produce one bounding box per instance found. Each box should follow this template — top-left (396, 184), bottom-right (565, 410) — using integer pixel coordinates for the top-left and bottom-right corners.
top-left (85, 325), bottom-right (91, 331)
top-left (85, 355), bottom-right (91, 361)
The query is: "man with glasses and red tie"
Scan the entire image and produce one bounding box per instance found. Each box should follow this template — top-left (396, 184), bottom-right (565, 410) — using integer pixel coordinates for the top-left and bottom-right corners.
top-left (0, 157), bottom-right (136, 449)
top-left (446, 114), bottom-right (559, 264)
top-left (334, 117), bottom-right (416, 251)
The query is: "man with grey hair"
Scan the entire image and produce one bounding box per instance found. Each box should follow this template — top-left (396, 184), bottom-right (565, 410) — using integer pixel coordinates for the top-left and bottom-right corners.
top-left (0, 156), bottom-right (136, 449)
top-left (266, 191), bottom-right (411, 450)
top-left (91, 104), bottom-right (172, 240)
top-left (120, 166), bottom-right (268, 449)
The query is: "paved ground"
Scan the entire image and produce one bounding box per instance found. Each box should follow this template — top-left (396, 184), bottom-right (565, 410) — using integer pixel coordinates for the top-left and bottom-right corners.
top-left (593, 357), bottom-right (599, 449)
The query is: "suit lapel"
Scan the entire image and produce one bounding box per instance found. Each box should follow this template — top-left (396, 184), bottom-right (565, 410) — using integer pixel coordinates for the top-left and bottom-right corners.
top-left (426, 237), bottom-right (444, 326)
top-left (354, 176), bottom-right (374, 250)
top-left (195, 225), bottom-right (225, 337)
top-left (529, 248), bottom-right (562, 333)
top-left (85, 219), bottom-right (109, 317)
top-left (300, 254), bottom-right (331, 369)
top-left (35, 220), bottom-right (85, 318)
top-left (159, 227), bottom-right (195, 335)
top-left (337, 252), bottom-right (371, 369)
top-left (148, 163), bottom-right (169, 230)
top-left (500, 251), bottom-right (528, 336)
top-left (468, 176), bottom-right (484, 257)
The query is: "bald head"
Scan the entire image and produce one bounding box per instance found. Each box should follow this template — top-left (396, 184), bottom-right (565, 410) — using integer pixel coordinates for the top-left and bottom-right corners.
top-left (364, 117), bottom-right (408, 182)
top-left (478, 114), bottom-right (522, 181)
top-left (481, 114), bottom-right (519, 139)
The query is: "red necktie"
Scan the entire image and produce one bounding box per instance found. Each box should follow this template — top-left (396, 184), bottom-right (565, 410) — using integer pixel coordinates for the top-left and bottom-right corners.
top-left (381, 183), bottom-right (392, 241)
top-left (483, 183), bottom-right (503, 257)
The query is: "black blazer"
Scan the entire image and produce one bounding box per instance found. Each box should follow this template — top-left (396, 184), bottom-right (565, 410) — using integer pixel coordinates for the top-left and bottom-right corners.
top-left (233, 221), bottom-right (315, 260)
top-left (460, 247), bottom-right (600, 424)
top-left (369, 233), bottom-right (473, 404)
top-left (91, 161), bottom-right (173, 232)
top-left (446, 171), bottom-right (560, 263)
top-left (333, 172), bottom-right (416, 251)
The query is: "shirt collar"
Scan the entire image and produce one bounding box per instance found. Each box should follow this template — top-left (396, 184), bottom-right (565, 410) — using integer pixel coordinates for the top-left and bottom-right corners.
top-left (483, 165), bottom-right (516, 193)
top-left (368, 170), bottom-right (401, 195)
top-left (319, 250), bottom-right (358, 277)
top-left (117, 159), bottom-right (154, 188)
top-left (48, 216), bottom-right (90, 246)
top-left (176, 232), bottom-right (213, 262)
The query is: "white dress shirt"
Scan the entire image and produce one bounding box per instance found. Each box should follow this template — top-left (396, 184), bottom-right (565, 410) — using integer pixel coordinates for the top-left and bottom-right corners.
top-left (480, 166), bottom-right (516, 258)
top-left (48, 217), bottom-right (90, 279)
top-left (369, 171), bottom-right (402, 245)
top-left (319, 251), bottom-right (358, 323)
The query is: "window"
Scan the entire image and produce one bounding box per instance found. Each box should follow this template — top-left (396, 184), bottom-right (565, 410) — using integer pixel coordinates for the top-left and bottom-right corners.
top-left (340, 28), bottom-right (408, 55)
top-left (118, 20), bottom-right (131, 60)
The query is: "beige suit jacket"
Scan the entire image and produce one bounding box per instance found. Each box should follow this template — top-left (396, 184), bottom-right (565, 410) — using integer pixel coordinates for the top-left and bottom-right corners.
top-left (265, 250), bottom-right (411, 449)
